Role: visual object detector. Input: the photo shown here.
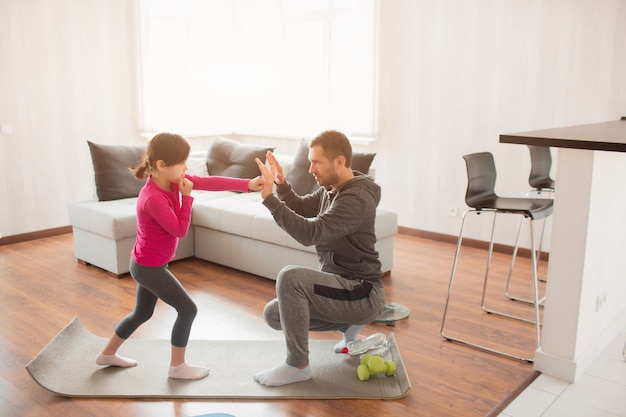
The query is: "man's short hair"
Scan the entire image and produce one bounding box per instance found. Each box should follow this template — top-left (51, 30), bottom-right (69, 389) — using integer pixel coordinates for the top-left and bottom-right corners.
top-left (309, 130), bottom-right (353, 167)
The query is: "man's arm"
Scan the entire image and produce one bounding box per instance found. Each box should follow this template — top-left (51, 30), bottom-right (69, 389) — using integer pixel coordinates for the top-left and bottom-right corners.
top-left (255, 156), bottom-right (319, 218)
top-left (262, 188), bottom-right (370, 247)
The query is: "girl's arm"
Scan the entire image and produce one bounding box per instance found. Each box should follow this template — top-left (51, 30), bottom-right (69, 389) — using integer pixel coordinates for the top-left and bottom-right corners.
top-left (185, 174), bottom-right (250, 193)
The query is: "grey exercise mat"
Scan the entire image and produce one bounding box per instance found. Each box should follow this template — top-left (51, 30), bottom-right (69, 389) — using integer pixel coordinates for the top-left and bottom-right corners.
top-left (26, 317), bottom-right (411, 399)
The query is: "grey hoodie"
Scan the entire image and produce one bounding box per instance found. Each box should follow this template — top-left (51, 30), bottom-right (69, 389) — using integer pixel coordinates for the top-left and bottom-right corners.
top-left (261, 172), bottom-right (383, 284)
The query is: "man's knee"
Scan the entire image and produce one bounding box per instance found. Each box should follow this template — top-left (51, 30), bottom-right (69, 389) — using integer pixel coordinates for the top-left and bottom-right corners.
top-left (277, 265), bottom-right (300, 281)
top-left (263, 299), bottom-right (282, 330)
top-left (276, 265), bottom-right (305, 295)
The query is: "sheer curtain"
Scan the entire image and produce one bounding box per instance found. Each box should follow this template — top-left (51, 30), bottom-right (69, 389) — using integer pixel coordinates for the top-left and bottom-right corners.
top-left (138, 0), bottom-right (376, 139)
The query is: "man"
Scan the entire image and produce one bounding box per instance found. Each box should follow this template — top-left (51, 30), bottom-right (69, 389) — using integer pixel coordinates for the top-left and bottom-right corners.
top-left (253, 130), bottom-right (385, 386)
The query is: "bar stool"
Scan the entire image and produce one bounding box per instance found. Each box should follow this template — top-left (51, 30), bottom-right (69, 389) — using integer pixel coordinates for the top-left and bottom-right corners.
top-left (527, 145), bottom-right (555, 195)
top-left (527, 144), bottom-right (555, 262)
top-left (440, 152), bottom-right (554, 361)
top-left (526, 145), bottom-right (555, 259)
top-left (505, 145), bottom-right (555, 301)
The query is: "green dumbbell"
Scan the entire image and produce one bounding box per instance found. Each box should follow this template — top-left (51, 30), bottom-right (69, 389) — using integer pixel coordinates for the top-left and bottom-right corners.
top-left (357, 354), bottom-right (396, 381)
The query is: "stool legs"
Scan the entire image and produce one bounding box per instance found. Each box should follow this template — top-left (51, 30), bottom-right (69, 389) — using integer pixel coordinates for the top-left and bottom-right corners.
top-left (498, 216), bottom-right (547, 308)
top-left (479, 212), bottom-right (542, 345)
top-left (524, 188), bottom-right (554, 283)
top-left (503, 216), bottom-right (549, 303)
top-left (440, 209), bottom-right (542, 362)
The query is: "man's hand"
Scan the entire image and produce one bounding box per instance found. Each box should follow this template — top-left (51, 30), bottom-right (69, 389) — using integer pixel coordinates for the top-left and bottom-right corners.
top-left (255, 158), bottom-right (275, 199)
top-left (265, 151), bottom-right (285, 185)
top-left (248, 176), bottom-right (265, 191)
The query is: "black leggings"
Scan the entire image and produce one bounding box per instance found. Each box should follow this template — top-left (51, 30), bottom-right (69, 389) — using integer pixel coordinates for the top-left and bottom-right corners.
top-left (114, 259), bottom-right (197, 347)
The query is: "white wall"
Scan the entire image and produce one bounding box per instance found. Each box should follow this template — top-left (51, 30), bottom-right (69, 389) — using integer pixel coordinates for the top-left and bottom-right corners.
top-left (376, 0), bottom-right (626, 249)
top-left (1, 0), bottom-right (625, 251)
top-left (0, 0), bottom-right (141, 236)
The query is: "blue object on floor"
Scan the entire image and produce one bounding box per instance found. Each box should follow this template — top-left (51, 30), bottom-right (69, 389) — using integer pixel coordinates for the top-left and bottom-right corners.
top-left (193, 414), bottom-right (235, 417)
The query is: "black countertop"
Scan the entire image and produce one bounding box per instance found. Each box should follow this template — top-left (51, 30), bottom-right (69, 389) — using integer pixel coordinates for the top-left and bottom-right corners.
top-left (499, 118), bottom-right (626, 153)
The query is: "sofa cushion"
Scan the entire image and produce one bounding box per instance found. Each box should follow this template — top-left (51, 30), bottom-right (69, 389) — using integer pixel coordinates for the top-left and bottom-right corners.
top-left (286, 140), bottom-right (377, 195)
top-left (206, 136), bottom-right (273, 179)
top-left (191, 192), bottom-right (397, 254)
top-left (68, 198), bottom-right (139, 240)
top-left (191, 193), bottom-right (309, 251)
top-left (353, 152), bottom-right (377, 174)
top-left (286, 141), bottom-right (317, 195)
top-left (69, 190), bottom-right (237, 240)
top-left (87, 141), bottom-right (146, 201)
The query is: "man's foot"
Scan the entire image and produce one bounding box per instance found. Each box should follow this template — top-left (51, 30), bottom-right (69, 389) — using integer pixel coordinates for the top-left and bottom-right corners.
top-left (254, 362), bottom-right (312, 386)
top-left (168, 362), bottom-right (210, 380)
top-left (95, 353), bottom-right (137, 367)
top-left (333, 324), bottom-right (364, 353)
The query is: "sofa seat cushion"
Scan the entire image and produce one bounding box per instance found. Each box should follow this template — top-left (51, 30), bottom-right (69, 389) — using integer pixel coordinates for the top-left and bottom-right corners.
top-left (192, 192), bottom-right (313, 253)
top-left (68, 190), bottom-right (238, 240)
top-left (191, 192), bottom-right (397, 254)
top-left (68, 198), bottom-right (138, 240)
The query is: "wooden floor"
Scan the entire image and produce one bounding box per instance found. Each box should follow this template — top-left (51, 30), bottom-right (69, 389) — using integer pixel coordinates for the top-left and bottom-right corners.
top-left (0, 232), bottom-right (546, 417)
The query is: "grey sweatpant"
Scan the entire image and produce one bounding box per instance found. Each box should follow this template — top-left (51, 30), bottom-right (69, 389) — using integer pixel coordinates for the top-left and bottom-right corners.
top-left (263, 265), bottom-right (385, 368)
top-left (114, 259), bottom-right (197, 347)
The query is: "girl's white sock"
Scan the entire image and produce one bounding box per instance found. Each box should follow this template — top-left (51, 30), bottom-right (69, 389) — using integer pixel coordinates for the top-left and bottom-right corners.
top-left (168, 362), bottom-right (210, 380)
top-left (95, 353), bottom-right (137, 368)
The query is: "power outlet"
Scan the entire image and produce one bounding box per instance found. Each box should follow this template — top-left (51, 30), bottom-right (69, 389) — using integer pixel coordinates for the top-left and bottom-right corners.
top-left (0, 123), bottom-right (13, 135)
top-left (595, 290), bottom-right (607, 312)
top-left (447, 204), bottom-right (458, 217)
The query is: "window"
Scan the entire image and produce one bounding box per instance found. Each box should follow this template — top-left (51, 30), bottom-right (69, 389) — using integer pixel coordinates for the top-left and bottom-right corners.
top-left (138, 0), bottom-right (376, 139)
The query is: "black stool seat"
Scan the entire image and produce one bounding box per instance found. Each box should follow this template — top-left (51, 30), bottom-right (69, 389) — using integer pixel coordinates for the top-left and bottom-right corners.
top-left (467, 196), bottom-right (553, 220)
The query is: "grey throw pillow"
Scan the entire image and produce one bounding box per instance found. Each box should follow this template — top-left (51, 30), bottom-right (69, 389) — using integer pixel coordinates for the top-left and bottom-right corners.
top-left (352, 152), bottom-right (377, 175)
top-left (206, 136), bottom-right (273, 179)
top-left (286, 140), bottom-right (318, 195)
top-left (87, 141), bottom-right (146, 201)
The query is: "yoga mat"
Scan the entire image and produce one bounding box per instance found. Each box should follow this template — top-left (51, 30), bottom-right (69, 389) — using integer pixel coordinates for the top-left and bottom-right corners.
top-left (26, 317), bottom-right (411, 399)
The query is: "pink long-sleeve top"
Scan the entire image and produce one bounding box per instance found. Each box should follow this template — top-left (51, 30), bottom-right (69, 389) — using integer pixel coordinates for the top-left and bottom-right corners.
top-left (131, 174), bottom-right (250, 267)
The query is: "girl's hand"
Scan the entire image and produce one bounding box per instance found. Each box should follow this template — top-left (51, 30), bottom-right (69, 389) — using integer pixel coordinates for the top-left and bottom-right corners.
top-left (248, 176), bottom-right (265, 191)
top-left (179, 177), bottom-right (194, 196)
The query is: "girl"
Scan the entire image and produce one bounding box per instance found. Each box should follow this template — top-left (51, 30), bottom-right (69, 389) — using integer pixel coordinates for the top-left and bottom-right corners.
top-left (95, 133), bottom-right (263, 380)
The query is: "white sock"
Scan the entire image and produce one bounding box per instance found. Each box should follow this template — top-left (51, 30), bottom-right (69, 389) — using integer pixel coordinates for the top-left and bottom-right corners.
top-left (254, 363), bottom-right (312, 387)
top-left (168, 362), bottom-right (210, 380)
top-left (96, 353), bottom-right (137, 368)
top-left (333, 324), bottom-right (364, 353)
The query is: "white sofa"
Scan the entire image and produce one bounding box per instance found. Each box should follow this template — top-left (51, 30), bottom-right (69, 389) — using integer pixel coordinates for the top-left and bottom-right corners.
top-left (68, 190), bottom-right (398, 279)
top-left (69, 141), bottom-right (398, 279)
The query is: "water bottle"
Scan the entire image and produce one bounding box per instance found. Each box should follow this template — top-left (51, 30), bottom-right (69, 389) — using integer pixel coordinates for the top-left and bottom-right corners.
top-left (342, 333), bottom-right (388, 355)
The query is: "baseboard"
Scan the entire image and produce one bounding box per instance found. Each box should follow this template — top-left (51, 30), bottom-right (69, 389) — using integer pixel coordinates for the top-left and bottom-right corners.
top-left (397, 226), bottom-right (550, 261)
top-left (534, 306), bottom-right (626, 383)
top-left (0, 226), bottom-right (72, 246)
top-left (2, 224), bottom-right (548, 262)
